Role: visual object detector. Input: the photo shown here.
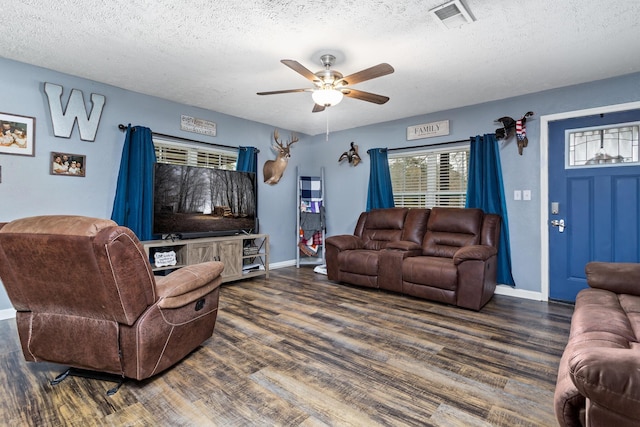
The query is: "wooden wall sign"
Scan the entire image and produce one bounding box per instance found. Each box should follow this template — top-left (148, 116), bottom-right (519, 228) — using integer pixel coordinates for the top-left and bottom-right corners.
top-left (407, 120), bottom-right (450, 141)
top-left (180, 115), bottom-right (216, 137)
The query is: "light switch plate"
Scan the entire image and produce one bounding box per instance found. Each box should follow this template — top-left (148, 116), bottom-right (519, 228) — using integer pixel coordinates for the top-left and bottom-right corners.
top-left (514, 190), bottom-right (522, 200)
top-left (523, 190), bottom-right (531, 200)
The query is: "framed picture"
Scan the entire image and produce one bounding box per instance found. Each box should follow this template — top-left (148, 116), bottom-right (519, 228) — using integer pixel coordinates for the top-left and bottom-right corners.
top-left (0, 112), bottom-right (36, 157)
top-left (51, 152), bottom-right (86, 177)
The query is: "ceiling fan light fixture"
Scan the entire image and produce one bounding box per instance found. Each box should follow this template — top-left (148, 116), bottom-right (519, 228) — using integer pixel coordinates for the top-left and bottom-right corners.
top-left (259, 55), bottom-right (393, 112)
top-left (312, 87), bottom-right (343, 107)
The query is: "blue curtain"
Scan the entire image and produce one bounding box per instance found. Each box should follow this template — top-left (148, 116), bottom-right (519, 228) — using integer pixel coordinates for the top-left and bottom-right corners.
top-left (366, 148), bottom-right (395, 211)
top-left (466, 134), bottom-right (515, 286)
top-left (111, 125), bottom-right (157, 241)
top-left (236, 146), bottom-right (258, 173)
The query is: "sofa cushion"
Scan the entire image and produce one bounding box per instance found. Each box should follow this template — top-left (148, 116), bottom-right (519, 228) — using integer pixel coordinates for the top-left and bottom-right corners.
top-left (422, 207), bottom-right (483, 257)
top-left (402, 256), bottom-right (457, 290)
top-left (586, 262), bottom-right (640, 296)
top-left (361, 208), bottom-right (408, 250)
top-left (572, 289), bottom-right (636, 342)
top-left (339, 249), bottom-right (381, 276)
top-left (620, 294), bottom-right (640, 340)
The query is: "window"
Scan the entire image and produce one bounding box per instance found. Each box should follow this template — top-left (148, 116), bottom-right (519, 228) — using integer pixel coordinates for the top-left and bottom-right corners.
top-left (389, 144), bottom-right (470, 208)
top-left (154, 138), bottom-right (237, 170)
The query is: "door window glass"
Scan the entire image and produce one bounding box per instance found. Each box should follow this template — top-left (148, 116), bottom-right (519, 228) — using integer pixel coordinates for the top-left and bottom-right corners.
top-left (566, 123), bottom-right (639, 168)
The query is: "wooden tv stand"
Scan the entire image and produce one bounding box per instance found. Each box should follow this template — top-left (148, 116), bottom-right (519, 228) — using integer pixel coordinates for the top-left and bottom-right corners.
top-left (141, 233), bottom-right (269, 283)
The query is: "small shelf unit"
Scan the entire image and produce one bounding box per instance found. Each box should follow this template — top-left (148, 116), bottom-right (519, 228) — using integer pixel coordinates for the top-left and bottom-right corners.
top-left (296, 167), bottom-right (326, 267)
top-left (142, 233), bottom-right (269, 283)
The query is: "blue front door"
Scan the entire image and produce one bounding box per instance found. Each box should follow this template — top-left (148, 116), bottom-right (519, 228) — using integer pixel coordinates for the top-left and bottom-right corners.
top-left (548, 109), bottom-right (640, 302)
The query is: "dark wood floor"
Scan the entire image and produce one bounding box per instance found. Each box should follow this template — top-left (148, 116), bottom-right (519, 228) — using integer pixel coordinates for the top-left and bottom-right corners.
top-left (0, 266), bottom-right (574, 426)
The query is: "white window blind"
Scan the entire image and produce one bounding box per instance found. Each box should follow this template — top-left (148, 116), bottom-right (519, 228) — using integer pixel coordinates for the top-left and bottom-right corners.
top-left (389, 145), bottom-right (469, 208)
top-left (154, 139), bottom-right (237, 170)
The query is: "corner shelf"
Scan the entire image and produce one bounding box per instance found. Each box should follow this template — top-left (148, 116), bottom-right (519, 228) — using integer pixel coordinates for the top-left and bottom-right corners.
top-left (296, 167), bottom-right (326, 267)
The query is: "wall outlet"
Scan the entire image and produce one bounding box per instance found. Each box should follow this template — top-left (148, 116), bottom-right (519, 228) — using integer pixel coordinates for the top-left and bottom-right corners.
top-left (523, 190), bottom-right (532, 201)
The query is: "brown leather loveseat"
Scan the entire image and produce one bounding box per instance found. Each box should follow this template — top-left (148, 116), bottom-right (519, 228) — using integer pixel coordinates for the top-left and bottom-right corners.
top-left (554, 262), bottom-right (640, 426)
top-left (326, 207), bottom-right (501, 310)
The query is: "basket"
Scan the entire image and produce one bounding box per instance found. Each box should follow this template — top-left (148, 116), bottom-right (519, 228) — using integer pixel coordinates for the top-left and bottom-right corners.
top-left (243, 246), bottom-right (259, 256)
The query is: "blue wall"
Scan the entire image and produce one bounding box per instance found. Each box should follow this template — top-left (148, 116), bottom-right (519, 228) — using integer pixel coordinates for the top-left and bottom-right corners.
top-left (300, 72), bottom-right (640, 296)
top-left (1, 55), bottom-right (639, 311)
top-left (0, 57), bottom-right (310, 311)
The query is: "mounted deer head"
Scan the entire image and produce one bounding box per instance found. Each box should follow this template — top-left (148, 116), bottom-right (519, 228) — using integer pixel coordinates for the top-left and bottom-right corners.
top-left (263, 129), bottom-right (298, 185)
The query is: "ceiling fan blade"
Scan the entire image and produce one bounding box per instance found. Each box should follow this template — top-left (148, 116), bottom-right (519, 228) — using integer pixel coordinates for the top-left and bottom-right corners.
top-left (312, 103), bottom-right (326, 113)
top-left (342, 88), bottom-right (390, 104)
top-left (281, 59), bottom-right (319, 82)
top-left (336, 63), bottom-right (394, 86)
top-left (257, 88), bottom-right (310, 96)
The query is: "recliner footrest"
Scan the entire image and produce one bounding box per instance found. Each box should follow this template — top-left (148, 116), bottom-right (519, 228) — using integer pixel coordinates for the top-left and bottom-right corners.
top-left (50, 367), bottom-right (126, 396)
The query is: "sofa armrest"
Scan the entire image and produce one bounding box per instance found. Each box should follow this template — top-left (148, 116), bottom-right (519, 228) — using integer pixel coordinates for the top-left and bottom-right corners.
top-left (325, 234), bottom-right (364, 251)
top-left (570, 347), bottom-right (640, 422)
top-left (155, 261), bottom-right (224, 308)
top-left (586, 262), bottom-right (640, 296)
top-left (385, 240), bottom-right (422, 255)
top-left (453, 245), bottom-right (498, 265)
top-left (455, 246), bottom-right (498, 310)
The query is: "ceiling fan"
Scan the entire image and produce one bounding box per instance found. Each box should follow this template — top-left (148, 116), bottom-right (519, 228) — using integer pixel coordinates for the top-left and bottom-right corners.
top-left (257, 54), bottom-right (394, 113)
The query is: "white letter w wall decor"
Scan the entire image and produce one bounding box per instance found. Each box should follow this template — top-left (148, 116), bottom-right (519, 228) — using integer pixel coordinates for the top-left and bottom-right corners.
top-left (44, 82), bottom-right (106, 141)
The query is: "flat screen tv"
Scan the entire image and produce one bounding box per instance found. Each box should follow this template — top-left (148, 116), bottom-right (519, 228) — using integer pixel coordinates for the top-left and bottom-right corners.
top-left (153, 163), bottom-right (257, 238)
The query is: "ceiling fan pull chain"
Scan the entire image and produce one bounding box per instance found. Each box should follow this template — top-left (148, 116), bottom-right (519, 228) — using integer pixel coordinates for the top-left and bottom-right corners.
top-left (326, 109), bottom-right (330, 142)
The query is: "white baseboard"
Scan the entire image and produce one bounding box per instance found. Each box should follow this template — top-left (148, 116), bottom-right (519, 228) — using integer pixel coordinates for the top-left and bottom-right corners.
top-left (0, 308), bottom-right (16, 320)
top-left (269, 259), bottom-right (297, 269)
top-left (494, 284), bottom-right (544, 301)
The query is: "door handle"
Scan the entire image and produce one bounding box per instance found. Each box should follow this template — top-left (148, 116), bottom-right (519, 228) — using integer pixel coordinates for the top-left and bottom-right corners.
top-left (551, 219), bottom-right (565, 232)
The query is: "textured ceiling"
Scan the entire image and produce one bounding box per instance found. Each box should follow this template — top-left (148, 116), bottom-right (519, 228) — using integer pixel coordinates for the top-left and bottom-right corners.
top-left (3, 0), bottom-right (640, 135)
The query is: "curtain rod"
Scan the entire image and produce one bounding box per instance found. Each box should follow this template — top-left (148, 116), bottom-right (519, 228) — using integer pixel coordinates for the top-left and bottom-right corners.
top-left (117, 124), bottom-right (248, 152)
top-left (387, 138), bottom-right (471, 152)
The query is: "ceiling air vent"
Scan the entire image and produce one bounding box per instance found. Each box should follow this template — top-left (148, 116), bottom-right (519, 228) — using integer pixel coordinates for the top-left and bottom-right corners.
top-left (429, 0), bottom-right (474, 29)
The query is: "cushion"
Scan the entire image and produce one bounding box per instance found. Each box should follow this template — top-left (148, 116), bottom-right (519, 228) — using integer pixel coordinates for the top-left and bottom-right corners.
top-left (361, 208), bottom-right (408, 250)
top-left (422, 208), bottom-right (483, 257)
top-left (402, 256), bottom-right (457, 290)
top-left (339, 250), bottom-right (381, 276)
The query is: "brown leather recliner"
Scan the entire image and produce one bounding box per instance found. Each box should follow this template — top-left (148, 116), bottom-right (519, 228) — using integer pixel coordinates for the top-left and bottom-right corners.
top-left (0, 215), bottom-right (223, 392)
